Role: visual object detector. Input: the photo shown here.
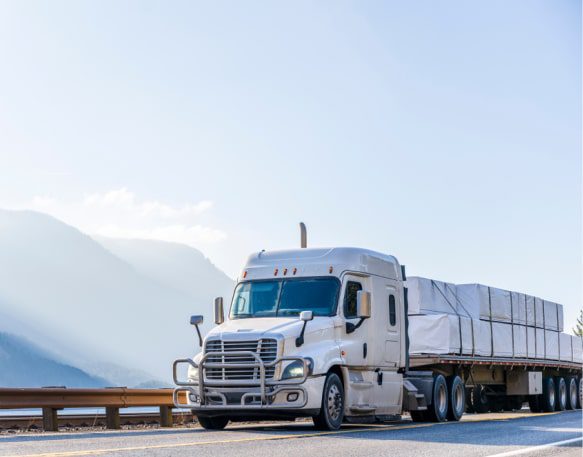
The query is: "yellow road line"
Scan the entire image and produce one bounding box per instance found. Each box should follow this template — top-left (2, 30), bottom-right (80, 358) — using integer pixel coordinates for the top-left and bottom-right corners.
top-left (2, 411), bottom-right (566, 457)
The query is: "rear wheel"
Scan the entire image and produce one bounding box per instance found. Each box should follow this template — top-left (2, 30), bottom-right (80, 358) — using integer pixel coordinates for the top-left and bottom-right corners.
top-left (313, 373), bottom-right (344, 430)
top-left (197, 416), bottom-right (229, 430)
top-left (566, 378), bottom-right (578, 410)
top-left (446, 375), bottom-right (465, 421)
top-left (542, 377), bottom-right (556, 412)
top-left (427, 374), bottom-right (448, 422)
top-left (471, 385), bottom-right (490, 414)
top-left (578, 378), bottom-right (582, 409)
top-left (555, 377), bottom-right (567, 411)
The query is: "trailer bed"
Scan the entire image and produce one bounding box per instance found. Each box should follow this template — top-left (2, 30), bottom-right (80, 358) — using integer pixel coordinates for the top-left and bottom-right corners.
top-left (409, 354), bottom-right (582, 371)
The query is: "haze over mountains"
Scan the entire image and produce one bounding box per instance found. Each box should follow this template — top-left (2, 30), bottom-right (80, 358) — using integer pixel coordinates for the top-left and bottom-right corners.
top-left (0, 209), bottom-right (234, 386)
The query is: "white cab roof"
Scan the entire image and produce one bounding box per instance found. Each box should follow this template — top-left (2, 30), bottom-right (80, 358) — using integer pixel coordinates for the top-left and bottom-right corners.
top-left (240, 247), bottom-right (402, 282)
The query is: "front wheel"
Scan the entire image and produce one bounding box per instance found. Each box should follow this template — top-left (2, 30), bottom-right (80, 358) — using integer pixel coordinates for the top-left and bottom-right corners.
top-left (427, 374), bottom-right (448, 422)
top-left (313, 373), bottom-right (344, 430)
top-left (197, 415), bottom-right (229, 430)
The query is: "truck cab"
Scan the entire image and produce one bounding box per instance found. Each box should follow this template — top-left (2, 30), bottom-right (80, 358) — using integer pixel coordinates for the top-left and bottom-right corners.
top-left (173, 247), bottom-right (412, 430)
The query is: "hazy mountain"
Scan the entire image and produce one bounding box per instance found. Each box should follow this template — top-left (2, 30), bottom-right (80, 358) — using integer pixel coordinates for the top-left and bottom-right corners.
top-left (0, 209), bottom-right (234, 384)
top-left (0, 332), bottom-right (110, 387)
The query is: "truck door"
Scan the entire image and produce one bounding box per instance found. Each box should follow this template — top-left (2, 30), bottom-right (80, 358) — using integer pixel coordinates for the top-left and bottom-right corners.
top-left (338, 274), bottom-right (371, 366)
top-left (384, 283), bottom-right (402, 367)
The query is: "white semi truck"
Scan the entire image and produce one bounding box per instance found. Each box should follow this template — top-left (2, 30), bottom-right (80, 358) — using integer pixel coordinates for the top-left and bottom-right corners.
top-left (173, 230), bottom-right (582, 431)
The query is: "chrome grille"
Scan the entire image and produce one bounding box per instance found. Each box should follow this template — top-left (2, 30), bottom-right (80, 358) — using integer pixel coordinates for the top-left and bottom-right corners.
top-left (204, 339), bottom-right (278, 381)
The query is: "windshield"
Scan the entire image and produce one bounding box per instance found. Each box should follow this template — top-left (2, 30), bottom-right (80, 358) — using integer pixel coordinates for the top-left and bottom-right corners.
top-left (229, 278), bottom-right (340, 319)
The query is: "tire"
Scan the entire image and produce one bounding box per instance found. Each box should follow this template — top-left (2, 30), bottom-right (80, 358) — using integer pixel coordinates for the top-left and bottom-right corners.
top-left (566, 378), bottom-right (578, 410)
top-left (471, 385), bottom-right (490, 414)
top-left (465, 388), bottom-right (475, 413)
top-left (446, 375), bottom-right (465, 421)
top-left (542, 377), bottom-right (556, 412)
top-left (528, 395), bottom-right (542, 413)
top-left (578, 378), bottom-right (582, 409)
top-left (426, 374), bottom-right (448, 422)
top-left (313, 373), bottom-right (344, 430)
top-left (409, 410), bottom-right (428, 422)
top-left (555, 377), bottom-right (567, 411)
top-left (197, 416), bottom-right (229, 430)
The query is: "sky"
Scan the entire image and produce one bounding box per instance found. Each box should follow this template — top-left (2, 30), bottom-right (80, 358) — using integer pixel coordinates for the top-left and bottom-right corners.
top-left (0, 1), bottom-right (581, 329)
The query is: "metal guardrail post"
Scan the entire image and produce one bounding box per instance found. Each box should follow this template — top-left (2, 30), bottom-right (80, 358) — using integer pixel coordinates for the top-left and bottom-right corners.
top-left (159, 406), bottom-right (173, 427)
top-left (105, 407), bottom-right (121, 429)
top-left (42, 407), bottom-right (58, 432)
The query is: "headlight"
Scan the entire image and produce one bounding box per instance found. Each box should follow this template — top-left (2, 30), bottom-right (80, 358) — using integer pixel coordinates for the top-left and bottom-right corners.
top-left (281, 359), bottom-right (313, 380)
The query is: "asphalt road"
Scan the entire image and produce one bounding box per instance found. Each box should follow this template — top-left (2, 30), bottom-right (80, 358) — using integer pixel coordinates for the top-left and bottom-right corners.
top-left (0, 410), bottom-right (581, 457)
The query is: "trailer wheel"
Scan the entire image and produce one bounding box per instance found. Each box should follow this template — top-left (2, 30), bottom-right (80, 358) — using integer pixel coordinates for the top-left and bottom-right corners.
top-left (578, 378), bottom-right (582, 409)
top-left (555, 377), bottom-right (567, 411)
top-left (566, 378), bottom-right (578, 410)
top-left (446, 376), bottom-right (465, 421)
top-left (542, 377), bottom-right (556, 412)
top-left (197, 416), bottom-right (229, 430)
top-left (313, 373), bottom-right (344, 430)
top-left (528, 395), bottom-right (542, 413)
top-left (426, 374), bottom-right (448, 422)
top-left (471, 385), bottom-right (489, 414)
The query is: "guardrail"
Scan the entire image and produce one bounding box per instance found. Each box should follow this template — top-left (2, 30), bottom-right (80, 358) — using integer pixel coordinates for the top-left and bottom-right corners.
top-left (0, 387), bottom-right (188, 432)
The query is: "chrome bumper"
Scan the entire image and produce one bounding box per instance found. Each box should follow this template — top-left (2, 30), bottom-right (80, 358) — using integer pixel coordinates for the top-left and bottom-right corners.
top-left (173, 351), bottom-right (310, 409)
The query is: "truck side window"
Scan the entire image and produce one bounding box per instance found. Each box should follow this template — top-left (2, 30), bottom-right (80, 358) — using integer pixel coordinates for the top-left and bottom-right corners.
top-left (389, 294), bottom-right (396, 326)
top-left (344, 281), bottom-right (362, 319)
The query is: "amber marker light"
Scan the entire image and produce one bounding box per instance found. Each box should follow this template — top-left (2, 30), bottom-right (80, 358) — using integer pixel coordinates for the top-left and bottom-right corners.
top-left (329, 266), bottom-right (334, 273)
top-left (274, 268), bottom-right (279, 276)
top-left (283, 268), bottom-right (288, 275)
top-left (293, 267), bottom-right (297, 275)
top-left (243, 271), bottom-right (248, 279)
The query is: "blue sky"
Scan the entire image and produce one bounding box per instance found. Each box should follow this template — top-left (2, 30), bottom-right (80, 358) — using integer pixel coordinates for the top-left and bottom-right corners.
top-left (0, 1), bottom-right (581, 328)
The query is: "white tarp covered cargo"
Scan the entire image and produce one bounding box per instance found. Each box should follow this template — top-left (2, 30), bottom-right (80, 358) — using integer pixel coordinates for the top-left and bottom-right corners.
top-left (535, 298), bottom-right (544, 328)
top-left (572, 336), bottom-right (583, 364)
top-left (475, 320), bottom-right (492, 356)
top-left (513, 324), bottom-right (527, 358)
top-left (545, 330), bottom-right (559, 360)
top-left (407, 277), bottom-right (458, 316)
top-left (526, 326), bottom-right (536, 358)
top-left (511, 292), bottom-right (526, 325)
top-left (408, 314), bottom-right (476, 355)
top-left (559, 333), bottom-right (572, 362)
top-left (492, 322), bottom-right (513, 357)
top-left (535, 328), bottom-right (545, 359)
top-left (544, 301), bottom-right (559, 332)
top-left (525, 296), bottom-right (536, 326)
top-left (456, 284), bottom-right (513, 322)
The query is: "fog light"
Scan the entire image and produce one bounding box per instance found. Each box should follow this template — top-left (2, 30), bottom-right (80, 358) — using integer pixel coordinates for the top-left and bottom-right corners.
top-left (287, 392), bottom-right (299, 402)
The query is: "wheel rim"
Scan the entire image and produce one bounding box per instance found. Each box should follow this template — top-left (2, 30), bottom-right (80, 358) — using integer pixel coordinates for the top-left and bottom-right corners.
top-left (454, 384), bottom-right (463, 414)
top-left (549, 385), bottom-right (555, 406)
top-left (560, 382), bottom-right (566, 406)
top-left (327, 383), bottom-right (342, 421)
top-left (437, 383), bottom-right (447, 414)
top-left (570, 381), bottom-right (577, 407)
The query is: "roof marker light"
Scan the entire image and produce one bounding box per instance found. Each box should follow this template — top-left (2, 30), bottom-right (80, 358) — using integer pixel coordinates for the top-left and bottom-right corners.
top-left (283, 268), bottom-right (288, 276)
top-left (329, 266), bottom-right (334, 274)
top-left (243, 271), bottom-right (248, 279)
top-left (274, 268), bottom-right (279, 276)
top-left (293, 267), bottom-right (297, 275)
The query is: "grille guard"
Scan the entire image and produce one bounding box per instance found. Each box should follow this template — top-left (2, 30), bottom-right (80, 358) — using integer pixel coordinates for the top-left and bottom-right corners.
top-left (172, 351), bottom-right (310, 409)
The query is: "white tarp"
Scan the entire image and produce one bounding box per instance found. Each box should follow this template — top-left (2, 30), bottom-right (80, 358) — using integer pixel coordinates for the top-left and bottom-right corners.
top-left (572, 336), bottom-right (583, 364)
top-left (456, 284), bottom-right (512, 322)
top-left (492, 322), bottom-right (513, 357)
top-left (407, 277), bottom-right (459, 316)
top-left (535, 298), bottom-right (544, 328)
top-left (525, 295), bottom-right (536, 326)
top-left (513, 324), bottom-right (527, 358)
top-left (475, 320), bottom-right (492, 356)
top-left (526, 326), bottom-right (536, 358)
top-left (511, 292), bottom-right (527, 325)
top-left (545, 330), bottom-right (559, 360)
top-left (544, 301), bottom-right (559, 331)
top-left (535, 328), bottom-right (545, 359)
top-left (559, 333), bottom-right (572, 362)
top-left (408, 314), bottom-right (476, 355)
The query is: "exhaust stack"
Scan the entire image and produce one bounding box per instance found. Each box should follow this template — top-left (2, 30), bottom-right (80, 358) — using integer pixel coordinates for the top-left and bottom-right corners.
top-left (299, 222), bottom-right (307, 248)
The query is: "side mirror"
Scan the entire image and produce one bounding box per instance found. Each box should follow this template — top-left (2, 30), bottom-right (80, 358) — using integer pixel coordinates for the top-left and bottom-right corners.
top-left (299, 310), bottom-right (313, 322)
top-left (214, 297), bottom-right (225, 325)
top-left (190, 315), bottom-right (204, 347)
top-left (356, 291), bottom-right (371, 319)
